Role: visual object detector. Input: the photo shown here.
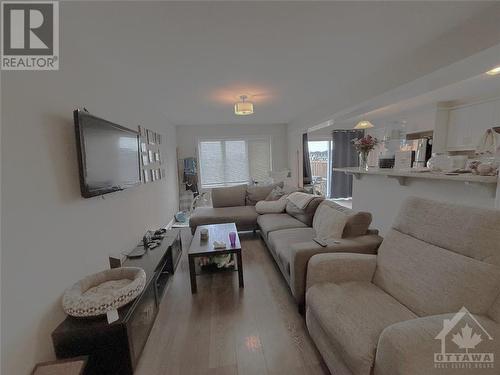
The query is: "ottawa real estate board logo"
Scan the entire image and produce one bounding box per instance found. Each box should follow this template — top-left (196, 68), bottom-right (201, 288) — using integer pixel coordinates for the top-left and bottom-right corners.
top-left (1, 1), bottom-right (59, 70)
top-left (434, 307), bottom-right (494, 370)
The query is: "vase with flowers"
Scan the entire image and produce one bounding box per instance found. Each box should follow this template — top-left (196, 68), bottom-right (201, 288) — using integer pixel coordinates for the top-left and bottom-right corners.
top-left (352, 135), bottom-right (378, 171)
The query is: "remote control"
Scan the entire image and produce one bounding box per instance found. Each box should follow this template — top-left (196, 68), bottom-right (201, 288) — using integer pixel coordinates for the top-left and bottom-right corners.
top-left (313, 238), bottom-right (328, 247)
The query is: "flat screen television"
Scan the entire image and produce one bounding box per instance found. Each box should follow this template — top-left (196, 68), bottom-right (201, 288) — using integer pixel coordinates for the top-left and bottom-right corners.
top-left (74, 109), bottom-right (141, 198)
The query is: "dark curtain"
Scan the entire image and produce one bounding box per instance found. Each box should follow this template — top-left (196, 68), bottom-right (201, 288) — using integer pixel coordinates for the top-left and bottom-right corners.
top-left (302, 133), bottom-right (312, 185)
top-left (330, 130), bottom-right (363, 198)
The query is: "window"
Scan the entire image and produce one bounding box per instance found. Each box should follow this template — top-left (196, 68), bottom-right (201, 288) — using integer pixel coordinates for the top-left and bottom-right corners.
top-left (198, 138), bottom-right (271, 188)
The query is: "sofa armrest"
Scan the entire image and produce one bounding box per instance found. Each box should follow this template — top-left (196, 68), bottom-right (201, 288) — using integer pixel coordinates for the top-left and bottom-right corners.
top-left (305, 252), bottom-right (377, 293)
top-left (375, 314), bottom-right (500, 375)
top-left (289, 234), bottom-right (381, 305)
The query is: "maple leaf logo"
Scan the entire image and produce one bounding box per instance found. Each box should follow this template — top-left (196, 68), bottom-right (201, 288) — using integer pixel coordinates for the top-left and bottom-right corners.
top-left (452, 324), bottom-right (483, 353)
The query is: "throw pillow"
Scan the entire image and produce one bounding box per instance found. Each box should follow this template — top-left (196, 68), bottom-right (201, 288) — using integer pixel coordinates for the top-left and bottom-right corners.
top-left (265, 186), bottom-right (285, 201)
top-left (312, 202), bottom-right (348, 239)
top-left (255, 196), bottom-right (288, 214)
top-left (285, 196), bottom-right (324, 226)
top-left (266, 184), bottom-right (300, 201)
top-left (246, 182), bottom-right (284, 206)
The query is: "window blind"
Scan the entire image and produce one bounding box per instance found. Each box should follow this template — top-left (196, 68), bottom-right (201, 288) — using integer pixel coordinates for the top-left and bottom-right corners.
top-left (199, 138), bottom-right (271, 188)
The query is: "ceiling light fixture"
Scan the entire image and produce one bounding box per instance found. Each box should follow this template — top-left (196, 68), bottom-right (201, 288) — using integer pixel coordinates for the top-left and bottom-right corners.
top-left (354, 120), bottom-right (374, 129)
top-left (234, 95), bottom-right (254, 115)
top-left (486, 66), bottom-right (500, 76)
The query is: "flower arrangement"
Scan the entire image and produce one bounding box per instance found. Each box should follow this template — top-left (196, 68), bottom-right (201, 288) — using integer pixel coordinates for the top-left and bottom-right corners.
top-left (352, 135), bottom-right (378, 170)
top-left (352, 134), bottom-right (378, 153)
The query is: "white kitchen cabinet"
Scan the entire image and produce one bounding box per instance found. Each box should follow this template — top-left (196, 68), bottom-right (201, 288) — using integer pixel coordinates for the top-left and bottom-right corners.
top-left (447, 106), bottom-right (472, 150)
top-left (446, 98), bottom-right (499, 151)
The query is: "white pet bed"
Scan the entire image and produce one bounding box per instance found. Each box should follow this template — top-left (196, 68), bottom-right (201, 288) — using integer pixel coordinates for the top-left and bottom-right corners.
top-left (62, 267), bottom-right (146, 318)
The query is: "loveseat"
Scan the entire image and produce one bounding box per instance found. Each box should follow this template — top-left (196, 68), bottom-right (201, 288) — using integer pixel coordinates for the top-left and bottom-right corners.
top-left (305, 197), bottom-right (500, 375)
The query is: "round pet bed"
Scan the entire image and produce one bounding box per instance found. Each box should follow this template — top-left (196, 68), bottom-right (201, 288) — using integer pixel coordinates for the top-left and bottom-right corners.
top-left (62, 267), bottom-right (146, 318)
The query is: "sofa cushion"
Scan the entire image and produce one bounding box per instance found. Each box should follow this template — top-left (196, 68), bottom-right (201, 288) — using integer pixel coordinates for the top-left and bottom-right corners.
top-left (211, 184), bottom-right (247, 208)
top-left (374, 229), bottom-right (500, 317)
top-left (393, 196), bottom-right (500, 265)
top-left (306, 311), bottom-right (354, 375)
top-left (257, 213), bottom-right (307, 239)
top-left (312, 201), bottom-right (348, 240)
top-left (306, 281), bottom-right (417, 375)
top-left (246, 182), bottom-right (284, 206)
top-left (189, 206), bottom-right (258, 231)
top-left (285, 196), bottom-right (323, 226)
top-left (268, 227), bottom-right (315, 274)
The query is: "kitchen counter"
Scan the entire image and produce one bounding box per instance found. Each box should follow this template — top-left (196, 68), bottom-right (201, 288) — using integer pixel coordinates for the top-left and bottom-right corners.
top-left (333, 167), bottom-right (498, 185)
top-left (333, 167), bottom-right (499, 235)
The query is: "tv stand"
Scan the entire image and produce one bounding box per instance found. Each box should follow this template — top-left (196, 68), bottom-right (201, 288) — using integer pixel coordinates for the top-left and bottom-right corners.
top-left (51, 229), bottom-right (182, 375)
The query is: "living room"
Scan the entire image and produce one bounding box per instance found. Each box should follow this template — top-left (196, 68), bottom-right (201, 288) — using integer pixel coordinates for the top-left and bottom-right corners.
top-left (1, 1), bottom-right (500, 375)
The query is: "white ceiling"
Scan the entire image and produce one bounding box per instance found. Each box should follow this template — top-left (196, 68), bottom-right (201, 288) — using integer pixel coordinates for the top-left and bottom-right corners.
top-left (64, 1), bottom-right (500, 126)
top-left (348, 73), bottom-right (500, 124)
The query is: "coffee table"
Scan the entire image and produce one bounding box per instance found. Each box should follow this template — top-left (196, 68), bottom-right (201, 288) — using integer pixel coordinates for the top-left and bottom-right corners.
top-left (188, 223), bottom-right (243, 294)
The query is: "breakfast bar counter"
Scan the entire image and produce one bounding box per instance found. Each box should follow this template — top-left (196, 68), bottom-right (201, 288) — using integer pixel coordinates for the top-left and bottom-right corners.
top-left (333, 167), bottom-right (499, 234)
top-left (334, 167), bottom-right (498, 185)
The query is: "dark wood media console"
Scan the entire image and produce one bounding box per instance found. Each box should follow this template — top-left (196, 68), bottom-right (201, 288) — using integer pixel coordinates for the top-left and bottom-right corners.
top-left (52, 229), bottom-right (182, 375)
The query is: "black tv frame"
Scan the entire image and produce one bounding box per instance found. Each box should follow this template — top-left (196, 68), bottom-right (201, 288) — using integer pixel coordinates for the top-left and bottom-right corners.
top-left (74, 109), bottom-right (141, 198)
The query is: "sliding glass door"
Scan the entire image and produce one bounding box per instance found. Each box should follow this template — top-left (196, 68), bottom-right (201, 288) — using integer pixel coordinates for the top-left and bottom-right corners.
top-left (307, 140), bottom-right (332, 197)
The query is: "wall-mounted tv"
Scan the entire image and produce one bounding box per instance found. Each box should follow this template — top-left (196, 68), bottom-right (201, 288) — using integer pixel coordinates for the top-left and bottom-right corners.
top-left (74, 109), bottom-right (141, 198)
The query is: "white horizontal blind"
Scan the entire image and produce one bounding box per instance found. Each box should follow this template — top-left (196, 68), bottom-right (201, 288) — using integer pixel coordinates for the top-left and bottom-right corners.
top-left (248, 138), bottom-right (271, 182)
top-left (199, 138), bottom-right (271, 188)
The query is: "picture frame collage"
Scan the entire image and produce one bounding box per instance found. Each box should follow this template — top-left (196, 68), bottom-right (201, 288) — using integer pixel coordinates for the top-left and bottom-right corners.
top-left (138, 126), bottom-right (165, 183)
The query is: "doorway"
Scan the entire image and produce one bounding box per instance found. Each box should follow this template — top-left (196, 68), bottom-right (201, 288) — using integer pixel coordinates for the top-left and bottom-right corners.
top-left (307, 140), bottom-right (332, 197)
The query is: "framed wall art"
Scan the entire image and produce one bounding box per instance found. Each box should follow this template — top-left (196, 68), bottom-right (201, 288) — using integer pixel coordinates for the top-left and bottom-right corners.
top-left (138, 125), bottom-right (163, 184)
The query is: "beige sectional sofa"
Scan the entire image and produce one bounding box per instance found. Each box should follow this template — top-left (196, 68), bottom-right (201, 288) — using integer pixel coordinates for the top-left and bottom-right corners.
top-left (189, 184), bottom-right (280, 233)
top-left (305, 197), bottom-right (500, 375)
top-left (259, 199), bottom-right (382, 307)
top-left (189, 184), bottom-right (382, 307)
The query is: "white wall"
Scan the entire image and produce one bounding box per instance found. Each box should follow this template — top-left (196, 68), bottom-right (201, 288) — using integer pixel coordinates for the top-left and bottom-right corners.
top-left (352, 175), bottom-right (497, 235)
top-left (1, 18), bottom-right (179, 375)
top-left (176, 123), bottom-right (289, 174)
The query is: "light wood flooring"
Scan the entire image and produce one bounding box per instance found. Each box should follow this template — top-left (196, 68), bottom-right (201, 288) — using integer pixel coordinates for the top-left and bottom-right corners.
top-left (135, 231), bottom-right (330, 375)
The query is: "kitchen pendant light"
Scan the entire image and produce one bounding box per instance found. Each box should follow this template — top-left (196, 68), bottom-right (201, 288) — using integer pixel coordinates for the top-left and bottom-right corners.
top-left (354, 120), bottom-right (374, 129)
top-left (234, 95), bottom-right (254, 115)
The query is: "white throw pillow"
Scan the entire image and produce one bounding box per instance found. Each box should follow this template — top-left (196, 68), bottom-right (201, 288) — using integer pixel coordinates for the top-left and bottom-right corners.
top-left (312, 202), bottom-right (348, 239)
top-left (256, 195), bottom-right (288, 214)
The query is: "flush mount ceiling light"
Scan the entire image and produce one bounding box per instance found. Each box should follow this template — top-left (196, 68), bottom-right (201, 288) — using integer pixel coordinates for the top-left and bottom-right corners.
top-left (354, 120), bottom-right (374, 129)
top-left (234, 95), bottom-right (254, 115)
top-left (486, 66), bottom-right (500, 76)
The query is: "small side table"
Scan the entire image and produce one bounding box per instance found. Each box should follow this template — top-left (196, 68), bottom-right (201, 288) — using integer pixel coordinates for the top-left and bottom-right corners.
top-left (188, 223), bottom-right (243, 294)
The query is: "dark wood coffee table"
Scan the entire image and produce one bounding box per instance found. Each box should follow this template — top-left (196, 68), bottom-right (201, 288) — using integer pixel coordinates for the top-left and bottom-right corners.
top-left (188, 223), bottom-right (243, 294)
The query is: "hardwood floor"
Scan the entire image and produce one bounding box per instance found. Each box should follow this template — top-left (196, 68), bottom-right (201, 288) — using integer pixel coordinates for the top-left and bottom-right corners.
top-left (135, 231), bottom-right (330, 375)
